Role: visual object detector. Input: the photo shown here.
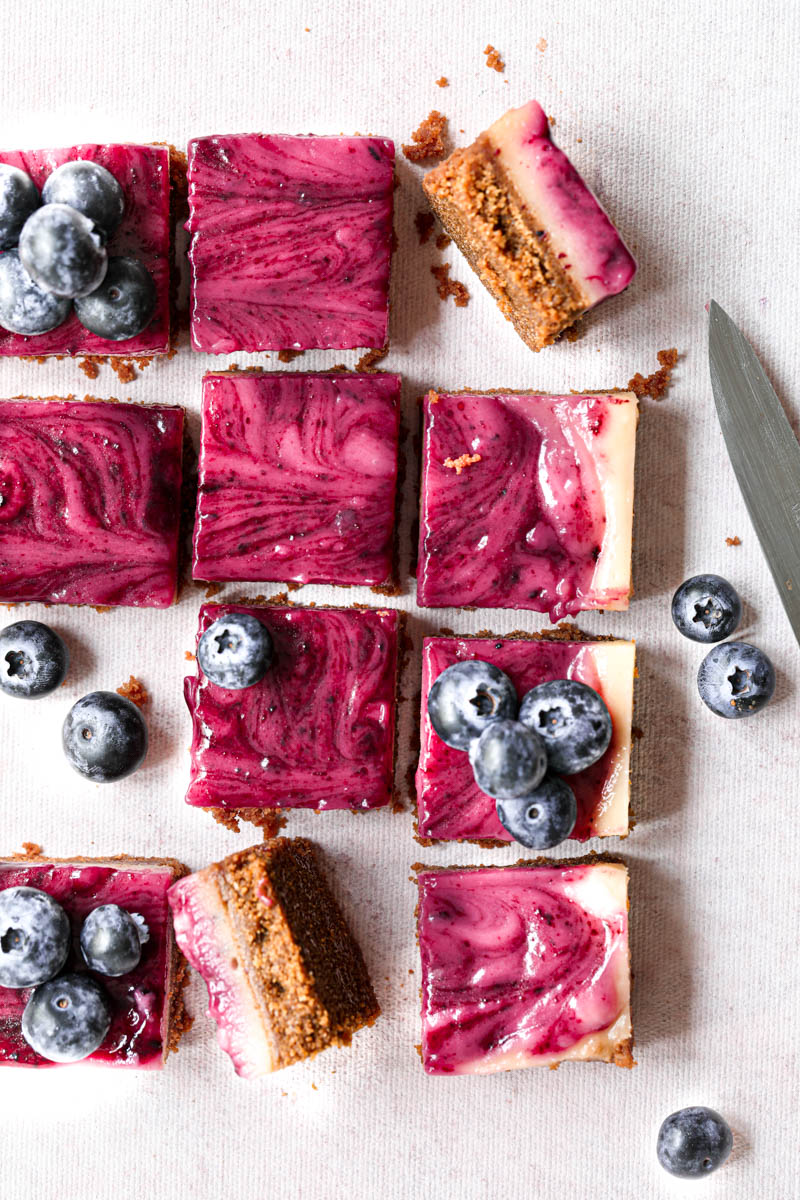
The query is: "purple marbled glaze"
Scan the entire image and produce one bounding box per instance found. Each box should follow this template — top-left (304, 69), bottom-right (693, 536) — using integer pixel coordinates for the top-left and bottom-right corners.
top-left (187, 134), bottom-right (394, 353)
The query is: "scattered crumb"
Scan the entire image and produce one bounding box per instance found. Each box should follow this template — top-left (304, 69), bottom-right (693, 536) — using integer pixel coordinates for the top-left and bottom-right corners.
top-left (408, 968), bottom-right (414, 974)
top-left (484, 44), bottom-right (505, 72)
top-left (444, 452), bottom-right (481, 475)
top-left (435, 76), bottom-right (448, 87)
top-left (415, 210), bottom-right (435, 244)
top-left (726, 536), bottom-right (742, 546)
top-left (537, 37), bottom-right (547, 51)
top-left (627, 348), bottom-right (679, 401)
top-left (402, 111), bottom-right (447, 163)
top-left (564, 324), bottom-right (581, 343)
top-left (21, 842), bottom-right (42, 858)
top-left (355, 346), bottom-right (389, 372)
top-left (547, 115), bottom-right (556, 126)
top-left (112, 360), bottom-right (137, 384)
top-left (91, 605), bottom-right (112, 614)
top-left (116, 675), bottom-right (149, 709)
top-left (278, 349), bottom-right (304, 363)
top-left (304, 26), bottom-right (310, 31)
top-left (185, 650), bottom-right (196, 661)
top-left (632, 726), bottom-right (644, 740)
top-left (205, 582), bottom-right (222, 599)
top-left (431, 263), bottom-right (470, 307)
top-left (576, 137), bottom-right (583, 143)
top-left (435, 233), bottom-right (451, 250)
top-left (311, 1083), bottom-right (318, 1091)
top-left (78, 358), bottom-right (100, 380)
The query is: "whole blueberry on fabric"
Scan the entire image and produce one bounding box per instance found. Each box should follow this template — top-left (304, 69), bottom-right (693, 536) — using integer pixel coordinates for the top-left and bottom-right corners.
top-left (62, 691), bottom-right (148, 782)
top-left (671, 574), bottom-right (741, 643)
top-left (697, 641), bottom-right (775, 718)
top-left (656, 1106), bottom-right (733, 1179)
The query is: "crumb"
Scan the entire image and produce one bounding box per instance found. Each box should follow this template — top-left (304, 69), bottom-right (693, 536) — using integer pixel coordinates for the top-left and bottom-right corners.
top-left (444, 452), bottom-right (481, 475)
top-left (116, 675), bottom-right (149, 709)
top-left (628, 348), bottom-right (679, 400)
top-left (304, 26), bottom-right (310, 31)
top-left (537, 37), bottom-right (547, 51)
top-left (431, 263), bottom-right (470, 307)
top-left (185, 650), bottom-right (196, 661)
top-left (726, 536), bottom-right (741, 546)
top-left (205, 582), bottom-right (222, 599)
top-left (78, 358), bottom-right (100, 380)
top-left (415, 210), bottom-right (435, 244)
top-left (21, 842), bottom-right (42, 858)
top-left (632, 726), bottom-right (644, 740)
top-left (576, 137), bottom-right (583, 143)
top-left (278, 349), bottom-right (304, 363)
top-left (408, 968), bottom-right (414, 975)
top-left (435, 233), bottom-right (451, 249)
top-left (547, 115), bottom-right (556, 126)
top-left (311, 1083), bottom-right (318, 1091)
top-left (484, 44), bottom-right (505, 72)
top-left (402, 111), bottom-right (447, 163)
top-left (435, 76), bottom-right (448, 87)
top-left (111, 360), bottom-right (137, 384)
top-left (91, 605), bottom-right (112, 614)
top-left (355, 346), bottom-right (389, 371)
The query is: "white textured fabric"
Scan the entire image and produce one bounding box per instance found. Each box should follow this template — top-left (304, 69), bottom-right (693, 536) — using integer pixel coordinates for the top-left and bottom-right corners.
top-left (2, 0), bottom-right (798, 1196)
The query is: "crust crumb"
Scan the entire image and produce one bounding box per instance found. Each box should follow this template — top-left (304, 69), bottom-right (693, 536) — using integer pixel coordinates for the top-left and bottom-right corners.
top-left (278, 349), bottom-right (304, 363)
top-left (483, 44), bottom-right (505, 72)
top-left (116, 675), bottom-right (149, 709)
top-left (444, 452), bottom-right (481, 475)
top-left (355, 345), bottom-right (389, 371)
top-left (205, 582), bottom-right (223, 599)
top-left (20, 842), bottom-right (43, 858)
top-left (435, 233), bottom-right (451, 250)
top-left (627, 348), bottom-right (679, 400)
top-left (91, 605), bottom-right (113, 614)
top-left (537, 37), bottom-right (547, 51)
top-left (78, 357), bottom-right (101, 380)
top-left (632, 725), bottom-right (644, 740)
top-left (431, 263), bottom-right (470, 307)
top-left (208, 807), bottom-right (287, 836)
top-left (725, 535), bottom-right (741, 546)
top-left (402, 111), bottom-right (448, 163)
top-left (435, 76), bottom-right (448, 87)
top-left (185, 650), bottom-right (196, 661)
top-left (415, 210), bottom-right (435, 244)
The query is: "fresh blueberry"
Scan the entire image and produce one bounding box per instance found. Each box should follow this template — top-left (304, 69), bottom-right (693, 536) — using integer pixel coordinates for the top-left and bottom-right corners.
top-left (469, 718), bottom-right (547, 800)
top-left (0, 165), bottom-right (40, 250)
top-left (62, 691), bottom-right (148, 782)
top-left (197, 613), bottom-right (274, 690)
top-left (657, 1106), bottom-right (733, 1179)
top-left (80, 905), bottom-right (148, 977)
top-left (74, 255), bottom-right (157, 342)
top-left (671, 574), bottom-right (742, 643)
top-left (496, 775), bottom-right (577, 849)
top-left (519, 679), bottom-right (612, 774)
top-left (0, 887), bottom-right (70, 989)
top-left (18, 203), bottom-right (107, 298)
top-left (427, 660), bottom-right (518, 751)
top-left (42, 160), bottom-right (124, 242)
top-left (21, 973), bottom-right (112, 1063)
top-left (697, 641), bottom-right (775, 718)
top-left (0, 620), bottom-right (69, 698)
top-left (0, 249), bottom-right (72, 334)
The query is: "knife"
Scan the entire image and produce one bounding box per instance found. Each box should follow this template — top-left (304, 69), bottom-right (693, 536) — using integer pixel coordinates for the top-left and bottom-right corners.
top-left (708, 300), bottom-right (800, 646)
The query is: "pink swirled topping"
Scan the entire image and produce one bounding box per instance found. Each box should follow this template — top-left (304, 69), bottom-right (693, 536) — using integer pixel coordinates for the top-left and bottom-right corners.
top-left (486, 101), bottom-right (636, 306)
top-left (187, 134), bottom-right (394, 353)
top-left (416, 391), bottom-right (637, 618)
top-left (0, 143), bottom-right (170, 356)
top-left (192, 372), bottom-right (400, 587)
top-left (185, 604), bottom-right (398, 811)
top-left (416, 636), bottom-right (635, 842)
top-left (0, 399), bottom-right (183, 607)
top-left (0, 861), bottom-right (177, 1069)
top-left (418, 863), bottom-right (631, 1074)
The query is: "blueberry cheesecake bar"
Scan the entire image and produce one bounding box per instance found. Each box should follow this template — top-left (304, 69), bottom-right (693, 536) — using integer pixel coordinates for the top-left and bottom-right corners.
top-left (168, 838), bottom-right (379, 1077)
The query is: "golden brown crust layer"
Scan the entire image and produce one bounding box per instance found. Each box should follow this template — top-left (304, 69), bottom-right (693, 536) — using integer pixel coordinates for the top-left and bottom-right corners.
top-left (424, 138), bottom-right (585, 350)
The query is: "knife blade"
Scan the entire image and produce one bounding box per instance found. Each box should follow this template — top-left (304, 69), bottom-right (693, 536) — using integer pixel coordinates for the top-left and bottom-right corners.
top-left (708, 300), bottom-right (800, 645)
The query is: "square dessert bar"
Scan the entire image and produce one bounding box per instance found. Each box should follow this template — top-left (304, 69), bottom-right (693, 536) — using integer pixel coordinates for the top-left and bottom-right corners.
top-left (0, 854), bottom-right (190, 1069)
top-left (0, 143), bottom-right (171, 356)
top-left (423, 100), bottom-right (636, 351)
top-left (185, 603), bottom-right (399, 814)
top-left (0, 398), bottom-right (184, 607)
top-left (186, 134), bottom-right (394, 353)
top-left (416, 633), bottom-right (635, 842)
top-left (416, 389), bottom-right (637, 619)
top-left (169, 839), bottom-right (379, 1077)
top-left (416, 861), bottom-right (633, 1074)
top-left (192, 371), bottom-right (400, 588)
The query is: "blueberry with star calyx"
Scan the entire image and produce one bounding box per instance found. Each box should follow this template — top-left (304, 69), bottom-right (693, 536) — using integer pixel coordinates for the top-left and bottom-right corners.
top-left (697, 641), bottom-right (775, 718)
top-left (0, 620), bottom-right (69, 698)
top-left (80, 905), bottom-right (149, 977)
top-left (75, 256), bottom-right (156, 341)
top-left (0, 887), bottom-right (70, 989)
top-left (656, 1107), bottom-right (733, 1179)
top-left (197, 613), bottom-right (274, 690)
top-left (22, 973), bottom-right (112, 1063)
top-left (0, 249), bottom-right (72, 334)
top-left (671, 574), bottom-right (742, 643)
top-left (519, 679), bottom-right (612, 774)
top-left (42, 160), bottom-right (124, 242)
top-left (495, 775), bottom-right (577, 850)
top-left (469, 718), bottom-right (547, 800)
top-left (427, 660), bottom-right (518, 751)
top-left (19, 203), bottom-right (107, 298)
top-left (62, 691), bottom-right (148, 782)
top-left (0, 164), bottom-right (40, 249)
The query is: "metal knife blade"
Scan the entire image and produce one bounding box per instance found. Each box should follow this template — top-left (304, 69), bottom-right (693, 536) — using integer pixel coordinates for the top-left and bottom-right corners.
top-left (708, 299), bottom-right (800, 645)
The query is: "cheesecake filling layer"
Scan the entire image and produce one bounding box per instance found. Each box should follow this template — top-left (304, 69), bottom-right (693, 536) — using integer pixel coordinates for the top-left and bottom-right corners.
top-left (485, 101), bottom-right (636, 307)
top-left (418, 863), bottom-right (631, 1074)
